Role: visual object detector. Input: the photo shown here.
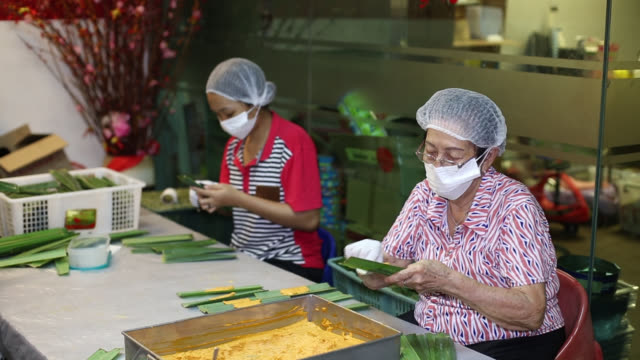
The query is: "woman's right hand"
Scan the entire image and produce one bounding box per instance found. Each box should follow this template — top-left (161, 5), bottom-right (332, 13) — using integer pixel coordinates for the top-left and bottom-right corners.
top-left (189, 180), bottom-right (217, 212)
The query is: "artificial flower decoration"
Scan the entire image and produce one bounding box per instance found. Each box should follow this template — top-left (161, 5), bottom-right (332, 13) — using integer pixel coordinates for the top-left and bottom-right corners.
top-left (1, 0), bottom-right (201, 157)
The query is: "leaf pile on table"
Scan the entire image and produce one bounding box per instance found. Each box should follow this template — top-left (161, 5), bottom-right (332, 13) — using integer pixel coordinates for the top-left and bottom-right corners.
top-left (120, 233), bottom-right (236, 263)
top-left (0, 227), bottom-right (77, 276)
top-left (400, 332), bottom-right (456, 360)
top-left (0, 169), bottom-right (116, 199)
top-left (176, 283), bottom-right (370, 314)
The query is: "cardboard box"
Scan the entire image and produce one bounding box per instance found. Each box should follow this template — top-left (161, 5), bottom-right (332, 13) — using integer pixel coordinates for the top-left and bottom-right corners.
top-left (0, 124), bottom-right (71, 178)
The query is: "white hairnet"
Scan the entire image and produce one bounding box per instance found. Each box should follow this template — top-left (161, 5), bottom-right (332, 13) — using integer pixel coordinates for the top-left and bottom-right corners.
top-left (416, 88), bottom-right (507, 155)
top-left (205, 58), bottom-right (276, 106)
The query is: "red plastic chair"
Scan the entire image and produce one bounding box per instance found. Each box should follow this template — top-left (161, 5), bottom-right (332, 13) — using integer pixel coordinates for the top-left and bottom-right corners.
top-left (555, 269), bottom-right (604, 360)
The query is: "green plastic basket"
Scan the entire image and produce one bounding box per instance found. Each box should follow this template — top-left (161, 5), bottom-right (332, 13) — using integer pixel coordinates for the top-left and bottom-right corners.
top-left (328, 257), bottom-right (417, 316)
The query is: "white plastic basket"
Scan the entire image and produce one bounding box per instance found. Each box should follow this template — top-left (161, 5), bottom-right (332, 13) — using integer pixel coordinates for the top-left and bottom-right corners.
top-left (0, 167), bottom-right (145, 236)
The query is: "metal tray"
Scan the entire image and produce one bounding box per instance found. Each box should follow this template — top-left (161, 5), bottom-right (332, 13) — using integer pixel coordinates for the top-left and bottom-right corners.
top-left (122, 295), bottom-right (401, 360)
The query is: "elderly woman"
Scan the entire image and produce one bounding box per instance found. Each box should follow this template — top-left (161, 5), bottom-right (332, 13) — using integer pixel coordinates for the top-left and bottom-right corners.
top-left (191, 58), bottom-right (324, 282)
top-left (345, 88), bottom-right (565, 360)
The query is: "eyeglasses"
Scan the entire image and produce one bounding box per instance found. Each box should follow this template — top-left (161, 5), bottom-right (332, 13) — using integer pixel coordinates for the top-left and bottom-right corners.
top-left (415, 141), bottom-right (467, 168)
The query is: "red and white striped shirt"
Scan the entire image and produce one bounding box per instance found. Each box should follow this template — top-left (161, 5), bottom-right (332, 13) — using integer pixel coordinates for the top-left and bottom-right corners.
top-left (220, 112), bottom-right (323, 268)
top-left (382, 168), bottom-right (564, 345)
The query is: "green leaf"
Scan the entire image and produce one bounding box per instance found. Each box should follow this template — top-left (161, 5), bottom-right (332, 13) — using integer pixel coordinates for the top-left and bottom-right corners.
top-left (340, 257), bottom-right (403, 276)
top-left (198, 303), bottom-right (235, 314)
top-left (177, 174), bottom-right (204, 188)
top-left (259, 295), bottom-right (290, 303)
top-left (26, 259), bottom-right (54, 268)
top-left (131, 248), bottom-right (156, 254)
top-left (317, 291), bottom-right (353, 302)
top-left (108, 229), bottom-right (149, 242)
top-left (76, 175), bottom-right (98, 190)
top-left (18, 180), bottom-right (60, 195)
top-left (177, 285), bottom-right (263, 298)
top-left (400, 335), bottom-right (422, 360)
top-left (87, 347), bottom-right (122, 360)
top-left (150, 239), bottom-right (217, 251)
top-left (254, 290), bottom-right (286, 300)
top-left (127, 240), bottom-right (195, 249)
top-left (122, 234), bottom-right (193, 246)
top-left (404, 334), bottom-right (423, 358)
top-left (344, 302), bottom-right (369, 311)
top-left (0, 180), bottom-right (20, 193)
top-left (0, 248), bottom-right (67, 268)
top-left (307, 282), bottom-right (333, 292)
top-left (14, 235), bottom-right (76, 258)
top-left (101, 177), bottom-right (117, 187)
top-left (0, 228), bottom-right (73, 256)
top-left (279, 283), bottom-right (335, 297)
top-left (182, 289), bottom-right (267, 308)
top-left (162, 253), bottom-right (236, 264)
top-left (55, 256), bottom-right (70, 276)
top-left (87, 349), bottom-right (106, 360)
top-left (426, 333), bottom-right (436, 360)
top-left (162, 247), bottom-right (234, 258)
top-left (50, 169), bottom-right (82, 191)
top-left (435, 333), bottom-right (456, 360)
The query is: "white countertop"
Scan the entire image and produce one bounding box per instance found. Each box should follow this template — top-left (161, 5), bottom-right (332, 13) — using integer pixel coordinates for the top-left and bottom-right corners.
top-left (0, 209), bottom-right (491, 360)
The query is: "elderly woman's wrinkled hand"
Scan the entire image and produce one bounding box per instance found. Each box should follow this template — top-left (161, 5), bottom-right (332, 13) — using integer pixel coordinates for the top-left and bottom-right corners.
top-left (359, 272), bottom-right (389, 290)
top-left (387, 260), bottom-right (453, 294)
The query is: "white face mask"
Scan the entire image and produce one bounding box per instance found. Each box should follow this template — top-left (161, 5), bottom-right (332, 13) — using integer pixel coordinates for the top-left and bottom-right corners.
top-left (424, 151), bottom-right (488, 200)
top-left (220, 106), bottom-right (259, 139)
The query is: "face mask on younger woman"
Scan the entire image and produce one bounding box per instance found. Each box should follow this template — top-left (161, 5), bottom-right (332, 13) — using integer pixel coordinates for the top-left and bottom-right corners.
top-left (220, 106), bottom-right (260, 139)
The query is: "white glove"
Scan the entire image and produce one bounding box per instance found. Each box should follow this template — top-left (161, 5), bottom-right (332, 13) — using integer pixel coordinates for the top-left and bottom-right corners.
top-left (344, 239), bottom-right (383, 276)
top-left (189, 180), bottom-right (217, 208)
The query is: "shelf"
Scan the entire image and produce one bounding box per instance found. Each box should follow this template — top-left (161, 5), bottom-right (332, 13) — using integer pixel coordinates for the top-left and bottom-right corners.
top-left (452, 39), bottom-right (519, 48)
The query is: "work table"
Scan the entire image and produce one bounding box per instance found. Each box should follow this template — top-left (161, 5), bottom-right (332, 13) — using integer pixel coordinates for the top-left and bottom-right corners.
top-left (0, 209), bottom-right (490, 359)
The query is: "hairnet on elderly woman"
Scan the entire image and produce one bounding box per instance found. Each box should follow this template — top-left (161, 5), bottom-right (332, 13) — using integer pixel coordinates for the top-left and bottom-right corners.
top-left (416, 88), bottom-right (507, 155)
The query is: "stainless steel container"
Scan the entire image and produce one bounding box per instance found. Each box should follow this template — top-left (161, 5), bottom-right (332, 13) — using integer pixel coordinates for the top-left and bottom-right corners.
top-left (122, 295), bottom-right (401, 360)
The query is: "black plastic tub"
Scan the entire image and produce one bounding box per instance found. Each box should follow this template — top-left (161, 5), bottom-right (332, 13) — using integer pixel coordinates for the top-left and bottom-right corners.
top-left (557, 255), bottom-right (620, 295)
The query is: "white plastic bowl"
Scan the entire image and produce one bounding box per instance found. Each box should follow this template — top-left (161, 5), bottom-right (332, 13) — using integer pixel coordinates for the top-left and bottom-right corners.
top-left (68, 235), bottom-right (111, 269)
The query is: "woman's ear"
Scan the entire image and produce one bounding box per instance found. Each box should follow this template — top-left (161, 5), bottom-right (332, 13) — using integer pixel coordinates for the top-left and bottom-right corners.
top-left (246, 103), bottom-right (260, 119)
top-left (482, 148), bottom-right (499, 173)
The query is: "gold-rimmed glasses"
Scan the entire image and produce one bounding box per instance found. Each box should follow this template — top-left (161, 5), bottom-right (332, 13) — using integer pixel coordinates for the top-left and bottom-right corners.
top-left (415, 141), bottom-right (467, 169)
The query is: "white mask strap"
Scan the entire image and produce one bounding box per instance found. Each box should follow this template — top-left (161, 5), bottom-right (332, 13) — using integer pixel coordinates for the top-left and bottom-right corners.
top-left (476, 149), bottom-right (491, 173)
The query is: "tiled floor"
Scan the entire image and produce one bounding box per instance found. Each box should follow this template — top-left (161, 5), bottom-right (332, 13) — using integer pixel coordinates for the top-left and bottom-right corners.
top-left (551, 222), bottom-right (640, 360)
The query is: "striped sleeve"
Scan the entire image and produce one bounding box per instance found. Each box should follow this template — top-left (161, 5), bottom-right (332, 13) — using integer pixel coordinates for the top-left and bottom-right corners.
top-left (219, 139), bottom-right (233, 184)
top-left (497, 201), bottom-right (554, 287)
top-left (382, 183), bottom-right (427, 260)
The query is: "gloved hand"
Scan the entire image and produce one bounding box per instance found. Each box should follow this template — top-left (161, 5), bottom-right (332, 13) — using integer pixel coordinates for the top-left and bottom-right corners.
top-left (189, 180), bottom-right (217, 208)
top-left (344, 239), bottom-right (383, 276)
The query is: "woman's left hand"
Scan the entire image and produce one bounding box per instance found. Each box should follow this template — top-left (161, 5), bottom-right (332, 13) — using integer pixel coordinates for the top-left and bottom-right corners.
top-left (386, 260), bottom-right (453, 294)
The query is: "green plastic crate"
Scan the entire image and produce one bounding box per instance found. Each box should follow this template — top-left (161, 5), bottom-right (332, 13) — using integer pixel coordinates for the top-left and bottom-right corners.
top-left (328, 257), bottom-right (417, 316)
